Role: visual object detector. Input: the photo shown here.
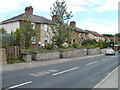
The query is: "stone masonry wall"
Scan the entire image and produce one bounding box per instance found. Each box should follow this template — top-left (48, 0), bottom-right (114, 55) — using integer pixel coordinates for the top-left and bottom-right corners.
top-left (35, 51), bottom-right (60, 61)
top-left (60, 49), bottom-right (87, 58)
top-left (87, 48), bottom-right (100, 55)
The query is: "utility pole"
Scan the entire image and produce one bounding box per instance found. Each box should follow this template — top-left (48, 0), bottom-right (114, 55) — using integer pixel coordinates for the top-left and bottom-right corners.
top-left (114, 34), bottom-right (115, 50)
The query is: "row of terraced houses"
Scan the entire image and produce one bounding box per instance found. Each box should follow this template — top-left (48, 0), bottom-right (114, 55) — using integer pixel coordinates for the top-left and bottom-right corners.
top-left (0, 6), bottom-right (111, 49)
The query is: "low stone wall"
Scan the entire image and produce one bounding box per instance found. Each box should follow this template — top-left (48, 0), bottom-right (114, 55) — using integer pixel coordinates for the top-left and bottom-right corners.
top-left (100, 48), bottom-right (107, 54)
top-left (0, 48), bottom-right (7, 64)
top-left (60, 49), bottom-right (87, 58)
top-left (35, 51), bottom-right (60, 61)
top-left (22, 54), bottom-right (32, 62)
top-left (87, 48), bottom-right (100, 55)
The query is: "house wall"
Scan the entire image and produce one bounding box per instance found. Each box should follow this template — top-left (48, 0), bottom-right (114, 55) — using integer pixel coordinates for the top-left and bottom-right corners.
top-left (71, 31), bottom-right (88, 44)
top-left (30, 23), bottom-right (41, 49)
top-left (88, 33), bottom-right (95, 40)
top-left (0, 21), bottom-right (20, 33)
top-left (40, 24), bottom-right (53, 46)
top-left (71, 31), bottom-right (80, 44)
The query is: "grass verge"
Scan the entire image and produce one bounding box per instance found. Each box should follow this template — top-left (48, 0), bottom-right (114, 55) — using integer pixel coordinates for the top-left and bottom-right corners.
top-left (7, 58), bottom-right (25, 64)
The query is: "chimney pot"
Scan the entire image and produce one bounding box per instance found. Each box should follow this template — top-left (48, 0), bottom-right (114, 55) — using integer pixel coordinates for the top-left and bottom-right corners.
top-left (25, 6), bottom-right (33, 15)
top-left (70, 21), bottom-right (76, 27)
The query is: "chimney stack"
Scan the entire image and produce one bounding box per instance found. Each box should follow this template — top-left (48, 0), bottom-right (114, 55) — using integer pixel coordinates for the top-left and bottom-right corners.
top-left (70, 21), bottom-right (76, 27)
top-left (25, 6), bottom-right (33, 15)
top-left (52, 15), bottom-right (58, 22)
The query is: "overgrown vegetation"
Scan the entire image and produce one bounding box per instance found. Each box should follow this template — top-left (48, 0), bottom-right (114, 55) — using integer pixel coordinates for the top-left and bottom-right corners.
top-left (7, 58), bottom-right (25, 64)
top-left (82, 39), bottom-right (99, 49)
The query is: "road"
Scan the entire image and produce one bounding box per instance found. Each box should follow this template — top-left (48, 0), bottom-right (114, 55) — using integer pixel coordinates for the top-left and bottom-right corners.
top-left (2, 53), bottom-right (119, 89)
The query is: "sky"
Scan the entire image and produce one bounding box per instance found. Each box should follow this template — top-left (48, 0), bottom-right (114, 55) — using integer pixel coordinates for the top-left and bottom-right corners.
top-left (0, 0), bottom-right (119, 34)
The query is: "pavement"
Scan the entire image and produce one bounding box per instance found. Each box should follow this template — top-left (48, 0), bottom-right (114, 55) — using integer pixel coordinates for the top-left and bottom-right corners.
top-left (94, 66), bottom-right (119, 89)
top-left (1, 53), bottom-right (119, 89)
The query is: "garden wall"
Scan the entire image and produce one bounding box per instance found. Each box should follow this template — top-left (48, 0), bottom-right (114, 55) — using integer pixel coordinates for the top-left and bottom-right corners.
top-left (35, 51), bottom-right (60, 61)
top-left (60, 49), bottom-right (87, 58)
top-left (87, 48), bottom-right (100, 55)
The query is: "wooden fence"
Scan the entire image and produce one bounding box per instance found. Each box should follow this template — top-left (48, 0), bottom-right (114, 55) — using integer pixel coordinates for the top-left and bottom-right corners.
top-left (6, 46), bottom-right (20, 60)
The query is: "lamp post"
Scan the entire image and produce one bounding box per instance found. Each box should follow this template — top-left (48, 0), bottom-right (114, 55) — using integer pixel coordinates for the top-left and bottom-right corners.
top-left (114, 33), bottom-right (115, 50)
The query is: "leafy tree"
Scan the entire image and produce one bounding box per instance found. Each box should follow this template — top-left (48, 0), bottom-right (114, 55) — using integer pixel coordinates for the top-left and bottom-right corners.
top-left (14, 28), bottom-right (21, 46)
top-left (50, 0), bottom-right (73, 47)
top-left (102, 34), bottom-right (114, 37)
top-left (21, 13), bottom-right (36, 49)
top-left (115, 33), bottom-right (120, 37)
top-left (0, 28), bottom-right (7, 34)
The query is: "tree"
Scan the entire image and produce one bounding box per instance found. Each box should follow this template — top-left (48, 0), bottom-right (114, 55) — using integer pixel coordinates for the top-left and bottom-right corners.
top-left (0, 28), bottom-right (7, 34)
top-left (102, 34), bottom-right (114, 37)
top-left (115, 33), bottom-right (120, 37)
top-left (14, 28), bottom-right (21, 46)
top-left (50, 0), bottom-right (73, 47)
top-left (21, 13), bottom-right (36, 49)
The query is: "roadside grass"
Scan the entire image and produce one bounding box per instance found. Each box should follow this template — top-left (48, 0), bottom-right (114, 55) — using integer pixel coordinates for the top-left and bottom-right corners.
top-left (7, 58), bottom-right (25, 64)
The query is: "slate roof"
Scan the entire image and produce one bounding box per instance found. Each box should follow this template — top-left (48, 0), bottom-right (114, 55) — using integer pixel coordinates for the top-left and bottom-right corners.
top-left (73, 27), bottom-right (89, 34)
top-left (2, 13), bottom-right (55, 24)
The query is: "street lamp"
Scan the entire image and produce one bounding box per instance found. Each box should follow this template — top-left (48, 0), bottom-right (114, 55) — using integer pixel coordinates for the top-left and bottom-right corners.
top-left (114, 33), bottom-right (115, 50)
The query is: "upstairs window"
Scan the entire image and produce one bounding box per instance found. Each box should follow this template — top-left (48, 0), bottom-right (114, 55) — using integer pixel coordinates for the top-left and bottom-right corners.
top-left (31, 23), bottom-right (35, 30)
top-left (44, 24), bottom-right (48, 31)
top-left (79, 33), bottom-right (81, 38)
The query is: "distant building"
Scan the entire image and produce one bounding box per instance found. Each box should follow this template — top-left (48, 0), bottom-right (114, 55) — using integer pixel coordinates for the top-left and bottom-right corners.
top-left (85, 30), bottom-right (106, 42)
top-left (69, 21), bottom-right (89, 44)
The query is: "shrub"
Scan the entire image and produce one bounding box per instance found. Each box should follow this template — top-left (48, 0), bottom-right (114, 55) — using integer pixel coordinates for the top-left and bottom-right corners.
top-left (44, 43), bottom-right (53, 49)
top-left (71, 43), bottom-right (82, 48)
top-left (98, 41), bottom-right (103, 49)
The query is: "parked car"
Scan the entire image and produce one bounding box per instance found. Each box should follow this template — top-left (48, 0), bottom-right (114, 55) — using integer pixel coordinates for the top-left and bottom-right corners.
top-left (118, 50), bottom-right (120, 53)
top-left (105, 49), bottom-right (115, 55)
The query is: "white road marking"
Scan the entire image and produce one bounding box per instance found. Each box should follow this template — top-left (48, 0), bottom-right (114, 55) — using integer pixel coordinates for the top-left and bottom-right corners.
top-left (102, 59), bottom-right (107, 61)
top-left (86, 61), bottom-right (98, 65)
top-left (30, 69), bottom-right (58, 77)
top-left (6, 81), bottom-right (32, 89)
top-left (52, 67), bottom-right (79, 76)
top-left (93, 66), bottom-right (118, 88)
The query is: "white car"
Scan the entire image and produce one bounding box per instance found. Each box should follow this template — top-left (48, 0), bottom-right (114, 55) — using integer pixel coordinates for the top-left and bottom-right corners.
top-left (105, 49), bottom-right (115, 55)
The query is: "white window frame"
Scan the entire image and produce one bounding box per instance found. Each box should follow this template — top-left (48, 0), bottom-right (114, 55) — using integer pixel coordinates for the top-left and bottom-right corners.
top-left (44, 24), bottom-right (48, 31)
top-left (31, 36), bottom-right (36, 44)
top-left (31, 23), bottom-right (35, 30)
top-left (79, 33), bottom-right (81, 38)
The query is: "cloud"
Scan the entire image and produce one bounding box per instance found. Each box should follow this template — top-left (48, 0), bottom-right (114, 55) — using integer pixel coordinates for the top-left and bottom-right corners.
top-left (78, 18), bottom-right (118, 34)
top-left (0, 0), bottom-right (87, 15)
top-left (0, 0), bottom-right (22, 14)
top-left (95, 0), bottom-right (119, 12)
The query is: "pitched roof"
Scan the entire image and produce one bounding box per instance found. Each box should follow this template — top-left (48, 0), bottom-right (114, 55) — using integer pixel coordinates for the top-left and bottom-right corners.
top-left (86, 30), bottom-right (102, 37)
top-left (109, 37), bottom-right (120, 42)
top-left (73, 27), bottom-right (89, 34)
top-left (2, 13), bottom-right (55, 24)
